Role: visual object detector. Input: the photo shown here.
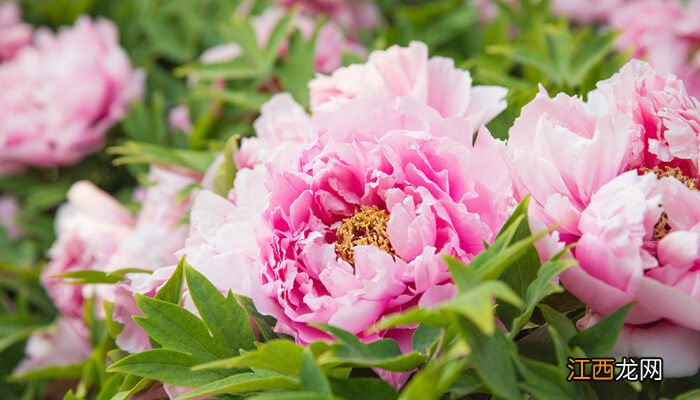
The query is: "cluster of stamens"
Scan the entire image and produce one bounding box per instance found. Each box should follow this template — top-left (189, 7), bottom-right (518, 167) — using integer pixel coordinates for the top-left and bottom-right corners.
top-left (335, 206), bottom-right (396, 266)
top-left (642, 166), bottom-right (698, 240)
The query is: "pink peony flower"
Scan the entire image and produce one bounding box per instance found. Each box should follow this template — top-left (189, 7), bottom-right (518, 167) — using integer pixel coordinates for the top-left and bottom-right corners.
top-left (252, 7), bottom-right (364, 74)
top-left (235, 93), bottom-right (315, 170)
top-left (24, 167), bottom-right (197, 374)
top-left (0, 17), bottom-right (143, 176)
top-left (551, 0), bottom-right (628, 23)
top-left (278, 0), bottom-right (380, 32)
top-left (184, 43), bottom-right (512, 386)
top-left (562, 172), bottom-right (700, 377)
top-left (0, 1), bottom-right (31, 62)
top-left (309, 41), bottom-right (508, 130)
top-left (168, 105), bottom-right (193, 133)
top-left (609, 0), bottom-right (700, 98)
top-left (509, 60), bottom-right (700, 377)
top-left (113, 267), bottom-right (177, 353)
top-left (0, 194), bottom-right (21, 239)
top-left (13, 318), bottom-right (91, 376)
top-left (43, 181), bottom-right (135, 321)
top-left (595, 60), bottom-right (700, 178)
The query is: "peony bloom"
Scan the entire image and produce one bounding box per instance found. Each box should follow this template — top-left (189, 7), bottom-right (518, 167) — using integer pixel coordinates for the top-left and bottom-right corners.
top-left (113, 266), bottom-right (177, 353)
top-left (252, 7), bottom-right (363, 74)
top-left (551, 0), bottom-right (628, 23)
top-left (309, 41), bottom-right (508, 130)
top-left (0, 17), bottom-right (143, 176)
top-left (43, 181), bottom-right (135, 321)
top-left (184, 42), bottom-right (512, 386)
top-left (509, 60), bottom-right (700, 377)
top-left (0, 1), bottom-right (31, 62)
top-left (0, 194), bottom-right (21, 239)
top-left (564, 172), bottom-right (700, 377)
top-left (277, 0), bottom-right (380, 33)
top-left (235, 93), bottom-right (315, 170)
top-left (609, 0), bottom-right (700, 98)
top-left (22, 167), bottom-right (197, 374)
top-left (595, 60), bottom-right (700, 179)
top-left (168, 105), bottom-right (193, 133)
top-left (13, 318), bottom-right (91, 376)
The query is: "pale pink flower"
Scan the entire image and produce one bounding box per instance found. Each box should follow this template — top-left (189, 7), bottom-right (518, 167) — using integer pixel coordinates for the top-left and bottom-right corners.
top-left (235, 93), bottom-right (315, 170)
top-left (0, 194), bottom-right (21, 239)
top-left (551, 0), bottom-right (628, 23)
top-left (253, 7), bottom-right (363, 74)
top-left (609, 0), bottom-right (700, 97)
top-left (43, 181), bottom-right (135, 321)
top-left (509, 60), bottom-right (700, 377)
top-left (113, 267), bottom-right (177, 353)
top-left (13, 318), bottom-right (91, 376)
top-left (0, 17), bottom-right (143, 175)
top-left (595, 60), bottom-right (700, 177)
top-left (168, 105), bottom-right (193, 133)
top-left (184, 43), bottom-right (512, 386)
top-left (560, 173), bottom-right (700, 377)
top-left (278, 0), bottom-right (380, 32)
top-left (24, 167), bottom-right (197, 374)
top-left (0, 1), bottom-right (31, 62)
top-left (309, 41), bottom-right (507, 130)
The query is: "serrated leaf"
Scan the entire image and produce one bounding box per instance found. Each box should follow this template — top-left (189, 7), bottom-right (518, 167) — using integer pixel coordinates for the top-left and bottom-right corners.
top-left (539, 304), bottom-right (578, 342)
top-left (234, 295), bottom-right (279, 342)
top-left (569, 32), bottom-right (616, 85)
top-left (107, 349), bottom-right (225, 387)
top-left (411, 325), bottom-right (441, 354)
top-left (134, 294), bottom-right (223, 361)
top-left (184, 264), bottom-right (255, 356)
top-left (155, 258), bottom-right (185, 304)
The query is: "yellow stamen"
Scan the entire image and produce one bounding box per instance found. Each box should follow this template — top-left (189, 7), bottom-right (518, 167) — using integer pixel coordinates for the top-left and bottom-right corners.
top-left (335, 206), bottom-right (396, 266)
top-left (642, 166), bottom-right (698, 240)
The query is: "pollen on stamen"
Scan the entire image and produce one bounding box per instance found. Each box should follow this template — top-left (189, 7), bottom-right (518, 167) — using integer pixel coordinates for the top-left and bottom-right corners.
top-left (642, 166), bottom-right (698, 240)
top-left (335, 205), bottom-right (396, 266)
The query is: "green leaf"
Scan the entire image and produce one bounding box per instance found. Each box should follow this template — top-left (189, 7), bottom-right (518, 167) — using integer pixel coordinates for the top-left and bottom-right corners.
top-left (329, 377), bottom-right (398, 400)
top-left (249, 392), bottom-right (334, 400)
top-left (399, 357), bottom-right (468, 400)
top-left (107, 349), bottom-right (225, 387)
top-left (184, 264), bottom-right (255, 356)
top-left (108, 141), bottom-right (215, 174)
top-left (175, 370), bottom-right (300, 400)
top-left (411, 325), bottom-right (441, 354)
top-left (48, 270), bottom-right (122, 285)
top-left (112, 376), bottom-right (154, 400)
top-left (278, 29), bottom-right (317, 107)
top-left (212, 135), bottom-right (239, 198)
top-left (134, 294), bottom-right (223, 361)
top-left (456, 317), bottom-right (520, 400)
top-left (539, 304), bottom-right (578, 342)
top-left (234, 295), bottom-right (280, 342)
top-left (313, 324), bottom-right (427, 372)
top-left (194, 88), bottom-right (271, 111)
top-left (194, 340), bottom-right (304, 375)
top-left (155, 258), bottom-right (185, 304)
top-left (569, 32), bottom-right (616, 85)
top-left (175, 60), bottom-right (262, 81)
top-left (11, 363), bottom-right (84, 382)
top-left (301, 348), bottom-right (332, 395)
top-left (263, 10), bottom-right (296, 66)
top-left (569, 303), bottom-right (634, 356)
top-left (676, 389), bottom-right (700, 400)
top-left (510, 259), bottom-right (575, 337)
top-left (515, 356), bottom-right (579, 399)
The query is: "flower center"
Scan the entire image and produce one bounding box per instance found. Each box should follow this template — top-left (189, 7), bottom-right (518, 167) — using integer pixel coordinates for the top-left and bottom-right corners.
top-left (642, 166), bottom-right (698, 240)
top-left (335, 205), bottom-right (396, 266)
